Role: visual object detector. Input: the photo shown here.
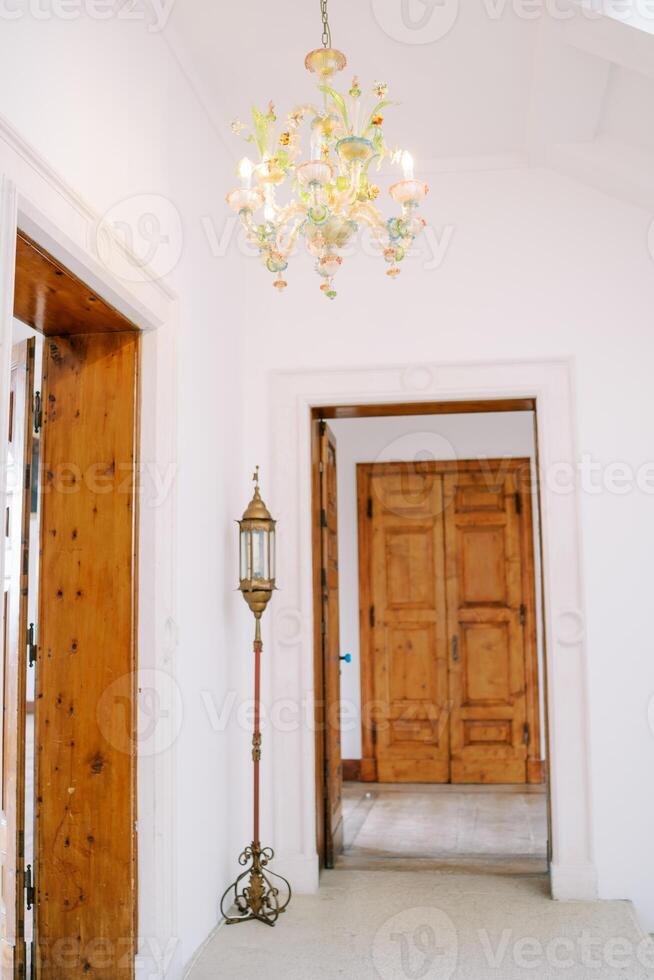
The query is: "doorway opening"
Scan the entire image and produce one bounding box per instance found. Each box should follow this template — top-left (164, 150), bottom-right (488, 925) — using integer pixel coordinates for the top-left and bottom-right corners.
top-left (312, 399), bottom-right (551, 878)
top-left (0, 232), bottom-right (140, 979)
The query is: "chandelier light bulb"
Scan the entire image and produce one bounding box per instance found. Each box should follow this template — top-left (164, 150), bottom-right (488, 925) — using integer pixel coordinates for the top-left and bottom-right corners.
top-left (401, 151), bottom-right (414, 181)
top-left (310, 130), bottom-right (323, 161)
top-left (226, 1), bottom-right (429, 299)
top-left (238, 157), bottom-right (254, 189)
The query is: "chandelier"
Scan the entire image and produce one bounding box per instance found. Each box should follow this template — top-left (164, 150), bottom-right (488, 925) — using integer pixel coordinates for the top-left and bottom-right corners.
top-left (226, 0), bottom-right (429, 299)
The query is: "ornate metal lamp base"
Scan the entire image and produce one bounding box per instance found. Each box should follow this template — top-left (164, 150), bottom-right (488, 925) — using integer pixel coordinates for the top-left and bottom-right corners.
top-left (220, 842), bottom-right (292, 927)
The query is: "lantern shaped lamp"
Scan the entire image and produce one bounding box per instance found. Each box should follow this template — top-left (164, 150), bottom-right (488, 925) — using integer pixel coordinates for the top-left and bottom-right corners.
top-left (221, 467), bottom-right (291, 926)
top-left (238, 469), bottom-right (276, 626)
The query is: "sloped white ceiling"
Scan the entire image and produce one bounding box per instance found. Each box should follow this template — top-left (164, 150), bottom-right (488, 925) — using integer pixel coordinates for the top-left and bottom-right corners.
top-left (163, 0), bottom-right (654, 206)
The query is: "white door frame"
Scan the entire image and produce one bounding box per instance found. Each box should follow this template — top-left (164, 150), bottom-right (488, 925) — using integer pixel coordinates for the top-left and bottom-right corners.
top-left (0, 119), bottom-right (180, 978)
top-left (266, 361), bottom-right (597, 901)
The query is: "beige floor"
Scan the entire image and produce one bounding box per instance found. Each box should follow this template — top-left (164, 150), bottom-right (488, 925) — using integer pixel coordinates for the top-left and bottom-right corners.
top-left (189, 871), bottom-right (654, 980)
top-left (340, 782), bottom-right (548, 875)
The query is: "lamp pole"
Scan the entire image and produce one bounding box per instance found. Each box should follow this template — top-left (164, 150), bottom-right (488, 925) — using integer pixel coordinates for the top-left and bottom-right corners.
top-left (220, 470), bottom-right (291, 926)
top-left (253, 617), bottom-right (262, 848)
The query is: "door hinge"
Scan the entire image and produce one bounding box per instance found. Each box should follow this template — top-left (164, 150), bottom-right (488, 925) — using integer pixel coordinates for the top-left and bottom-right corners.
top-left (369, 605), bottom-right (375, 628)
top-left (320, 508), bottom-right (327, 528)
top-left (367, 496), bottom-right (373, 518)
top-left (24, 865), bottom-right (34, 911)
top-left (519, 604), bottom-right (526, 627)
top-left (321, 567), bottom-right (327, 589)
top-left (27, 623), bottom-right (37, 668)
top-left (514, 491), bottom-right (522, 515)
top-left (523, 723), bottom-right (530, 746)
top-left (33, 392), bottom-right (42, 434)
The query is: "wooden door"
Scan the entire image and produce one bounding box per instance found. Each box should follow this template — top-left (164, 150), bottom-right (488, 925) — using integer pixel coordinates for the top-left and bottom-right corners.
top-left (362, 465), bottom-right (450, 783)
top-left (318, 423), bottom-right (343, 867)
top-left (1, 339), bottom-right (35, 978)
top-left (443, 464), bottom-right (530, 783)
top-left (35, 333), bottom-right (139, 979)
top-left (358, 459), bottom-right (540, 786)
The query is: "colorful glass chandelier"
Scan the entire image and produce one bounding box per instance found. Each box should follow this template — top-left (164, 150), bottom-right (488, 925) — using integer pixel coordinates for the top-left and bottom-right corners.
top-left (226, 0), bottom-right (429, 299)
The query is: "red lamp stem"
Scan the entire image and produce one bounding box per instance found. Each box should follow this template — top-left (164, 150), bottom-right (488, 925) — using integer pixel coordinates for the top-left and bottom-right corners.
top-left (253, 634), bottom-right (262, 847)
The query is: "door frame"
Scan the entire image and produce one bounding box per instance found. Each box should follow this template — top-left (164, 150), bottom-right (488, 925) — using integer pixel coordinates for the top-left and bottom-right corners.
top-left (269, 366), bottom-right (596, 901)
top-left (0, 120), bottom-right (180, 977)
top-left (356, 456), bottom-right (543, 787)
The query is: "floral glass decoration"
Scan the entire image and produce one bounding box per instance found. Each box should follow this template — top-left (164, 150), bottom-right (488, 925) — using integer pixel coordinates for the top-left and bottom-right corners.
top-left (226, 0), bottom-right (429, 299)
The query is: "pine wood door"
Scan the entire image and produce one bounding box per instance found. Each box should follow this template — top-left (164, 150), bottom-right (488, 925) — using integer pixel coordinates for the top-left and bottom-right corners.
top-left (35, 333), bottom-right (139, 979)
top-left (319, 423), bottom-right (343, 866)
top-left (1, 339), bottom-right (35, 978)
top-left (443, 465), bottom-right (530, 783)
top-left (359, 459), bottom-right (540, 786)
top-left (365, 465), bottom-right (450, 783)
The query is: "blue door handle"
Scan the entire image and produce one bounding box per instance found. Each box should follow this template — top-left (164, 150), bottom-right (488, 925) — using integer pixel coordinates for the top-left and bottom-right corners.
top-left (339, 653), bottom-right (352, 664)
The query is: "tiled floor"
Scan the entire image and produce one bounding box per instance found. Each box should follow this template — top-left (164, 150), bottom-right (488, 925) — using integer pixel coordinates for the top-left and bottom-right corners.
top-left (340, 781), bottom-right (548, 875)
top-left (190, 872), bottom-right (654, 980)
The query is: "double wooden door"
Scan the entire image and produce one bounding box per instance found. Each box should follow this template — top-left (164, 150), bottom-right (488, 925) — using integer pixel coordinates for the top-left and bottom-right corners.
top-left (358, 459), bottom-right (542, 785)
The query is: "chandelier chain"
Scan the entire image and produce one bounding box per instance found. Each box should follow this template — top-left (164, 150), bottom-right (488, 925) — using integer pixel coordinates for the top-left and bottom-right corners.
top-left (320, 0), bottom-right (331, 48)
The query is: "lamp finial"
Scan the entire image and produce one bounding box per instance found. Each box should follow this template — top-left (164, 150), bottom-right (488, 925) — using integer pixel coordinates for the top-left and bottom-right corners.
top-left (253, 465), bottom-right (260, 488)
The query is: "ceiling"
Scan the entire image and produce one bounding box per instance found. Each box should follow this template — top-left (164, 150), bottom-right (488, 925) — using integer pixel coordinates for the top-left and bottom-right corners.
top-left (163, 0), bottom-right (654, 208)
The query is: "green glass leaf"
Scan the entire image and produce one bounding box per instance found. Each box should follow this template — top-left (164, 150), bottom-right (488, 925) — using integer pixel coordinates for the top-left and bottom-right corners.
top-left (318, 86), bottom-right (350, 132)
top-left (361, 149), bottom-right (381, 180)
top-left (251, 106), bottom-right (271, 157)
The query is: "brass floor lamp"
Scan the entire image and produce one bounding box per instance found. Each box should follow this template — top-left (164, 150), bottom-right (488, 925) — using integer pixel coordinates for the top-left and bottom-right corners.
top-left (220, 468), bottom-right (292, 926)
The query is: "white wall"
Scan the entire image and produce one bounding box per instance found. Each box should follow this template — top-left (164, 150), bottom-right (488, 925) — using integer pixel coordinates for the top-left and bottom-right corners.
top-left (241, 166), bottom-right (654, 931)
top-left (329, 411), bottom-right (546, 762)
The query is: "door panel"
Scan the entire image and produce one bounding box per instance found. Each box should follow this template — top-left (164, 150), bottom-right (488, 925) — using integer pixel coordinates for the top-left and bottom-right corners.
top-left (444, 468), bottom-right (528, 784)
top-left (1, 340), bottom-right (35, 978)
top-left (35, 333), bottom-right (139, 979)
top-left (319, 423), bottom-right (343, 867)
top-left (368, 467), bottom-right (450, 783)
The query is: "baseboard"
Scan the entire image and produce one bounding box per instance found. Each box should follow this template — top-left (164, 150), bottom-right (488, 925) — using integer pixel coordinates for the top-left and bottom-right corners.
top-left (360, 757), bottom-right (377, 782)
top-left (342, 759), bottom-right (361, 781)
top-left (269, 850), bottom-right (320, 894)
top-left (550, 862), bottom-right (598, 901)
top-left (527, 759), bottom-right (546, 784)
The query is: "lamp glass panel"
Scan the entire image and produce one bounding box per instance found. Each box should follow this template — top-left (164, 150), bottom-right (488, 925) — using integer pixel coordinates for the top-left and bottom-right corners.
top-left (252, 528), bottom-right (268, 579)
top-left (269, 528), bottom-right (276, 582)
top-left (240, 527), bottom-right (251, 581)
